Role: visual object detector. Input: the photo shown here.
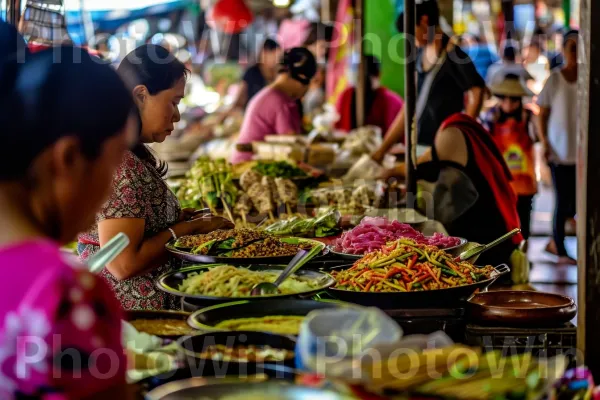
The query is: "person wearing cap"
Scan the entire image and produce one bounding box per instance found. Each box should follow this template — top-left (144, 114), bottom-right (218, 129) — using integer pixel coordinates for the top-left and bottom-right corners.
top-left (536, 30), bottom-right (579, 264)
top-left (231, 47), bottom-right (317, 164)
top-left (372, 0), bottom-right (485, 162)
top-left (481, 74), bottom-right (537, 240)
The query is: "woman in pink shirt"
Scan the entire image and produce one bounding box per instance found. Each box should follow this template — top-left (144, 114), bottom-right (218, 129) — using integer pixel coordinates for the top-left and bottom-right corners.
top-left (0, 43), bottom-right (136, 398)
top-left (335, 55), bottom-right (404, 133)
top-left (231, 47), bottom-right (318, 164)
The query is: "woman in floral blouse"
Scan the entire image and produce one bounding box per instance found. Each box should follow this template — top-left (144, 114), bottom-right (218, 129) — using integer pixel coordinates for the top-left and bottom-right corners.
top-left (0, 41), bottom-right (135, 398)
top-left (79, 45), bottom-right (232, 310)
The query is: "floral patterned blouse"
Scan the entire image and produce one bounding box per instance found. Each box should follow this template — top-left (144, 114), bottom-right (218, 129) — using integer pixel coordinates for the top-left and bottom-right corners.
top-left (78, 151), bottom-right (181, 311)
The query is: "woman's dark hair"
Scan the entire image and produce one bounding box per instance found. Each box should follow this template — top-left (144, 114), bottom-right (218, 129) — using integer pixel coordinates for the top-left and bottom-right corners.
top-left (279, 47), bottom-right (317, 85)
top-left (350, 55), bottom-right (381, 129)
top-left (118, 44), bottom-right (189, 177)
top-left (0, 21), bottom-right (28, 97)
top-left (303, 22), bottom-right (333, 47)
top-left (0, 46), bottom-right (133, 181)
top-left (262, 38), bottom-right (280, 52)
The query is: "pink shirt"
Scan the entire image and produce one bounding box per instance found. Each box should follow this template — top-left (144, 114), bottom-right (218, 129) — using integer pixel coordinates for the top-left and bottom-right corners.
top-left (0, 240), bottom-right (126, 399)
top-left (231, 86), bottom-right (301, 164)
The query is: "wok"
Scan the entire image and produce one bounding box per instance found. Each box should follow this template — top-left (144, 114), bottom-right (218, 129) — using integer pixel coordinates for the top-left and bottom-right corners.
top-left (187, 299), bottom-right (353, 332)
top-left (156, 264), bottom-right (335, 304)
top-left (327, 237), bottom-right (468, 262)
top-left (165, 237), bottom-right (324, 265)
top-left (324, 264), bottom-right (510, 308)
top-left (467, 290), bottom-right (577, 326)
top-left (125, 310), bottom-right (191, 340)
top-left (176, 331), bottom-right (297, 377)
top-left (146, 378), bottom-right (354, 400)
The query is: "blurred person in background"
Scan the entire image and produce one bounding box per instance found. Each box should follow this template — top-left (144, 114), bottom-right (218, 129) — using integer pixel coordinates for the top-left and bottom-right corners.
top-left (463, 34), bottom-right (499, 80)
top-left (547, 27), bottom-right (566, 70)
top-left (536, 30), bottom-right (579, 264)
top-left (303, 22), bottom-right (331, 63)
top-left (373, 0), bottom-right (485, 163)
top-left (221, 38), bottom-right (282, 118)
top-left (79, 45), bottom-right (232, 310)
top-left (0, 38), bottom-right (134, 398)
top-left (481, 74), bottom-right (537, 240)
top-left (523, 37), bottom-right (550, 93)
top-left (335, 54), bottom-right (404, 133)
top-left (231, 47), bottom-right (317, 164)
top-left (380, 113), bottom-right (523, 266)
top-left (302, 22), bottom-right (333, 116)
top-left (486, 40), bottom-right (534, 85)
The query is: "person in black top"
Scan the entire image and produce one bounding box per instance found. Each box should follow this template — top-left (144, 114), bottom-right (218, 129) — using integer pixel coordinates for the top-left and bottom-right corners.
top-left (381, 113), bottom-right (523, 266)
top-left (219, 38), bottom-right (282, 120)
top-left (373, 0), bottom-right (484, 162)
top-left (243, 38), bottom-right (282, 103)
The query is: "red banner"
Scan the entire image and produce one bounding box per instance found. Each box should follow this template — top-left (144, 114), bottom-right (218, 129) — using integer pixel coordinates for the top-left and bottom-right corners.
top-left (326, 0), bottom-right (355, 104)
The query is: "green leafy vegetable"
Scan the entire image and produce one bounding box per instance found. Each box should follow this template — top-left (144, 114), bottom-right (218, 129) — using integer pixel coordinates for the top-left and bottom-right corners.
top-left (252, 161), bottom-right (307, 178)
top-left (264, 209), bottom-right (341, 238)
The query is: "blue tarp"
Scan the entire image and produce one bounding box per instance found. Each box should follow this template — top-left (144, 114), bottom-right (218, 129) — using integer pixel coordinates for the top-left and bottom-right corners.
top-left (66, 0), bottom-right (191, 43)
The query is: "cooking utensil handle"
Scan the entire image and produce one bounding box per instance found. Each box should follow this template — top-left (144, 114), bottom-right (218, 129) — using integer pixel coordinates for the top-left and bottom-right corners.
top-left (484, 228), bottom-right (521, 252)
top-left (290, 243), bottom-right (326, 273)
top-left (274, 250), bottom-right (309, 287)
top-left (481, 264), bottom-right (511, 293)
top-left (88, 233), bottom-right (130, 273)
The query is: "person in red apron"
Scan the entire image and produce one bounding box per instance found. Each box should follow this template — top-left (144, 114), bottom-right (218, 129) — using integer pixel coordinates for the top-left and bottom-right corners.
top-left (481, 74), bottom-right (537, 240)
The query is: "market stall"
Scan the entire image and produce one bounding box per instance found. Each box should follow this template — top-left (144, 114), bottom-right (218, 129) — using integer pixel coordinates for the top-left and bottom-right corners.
top-left (5, 0), bottom-right (600, 396)
top-left (110, 148), bottom-right (589, 398)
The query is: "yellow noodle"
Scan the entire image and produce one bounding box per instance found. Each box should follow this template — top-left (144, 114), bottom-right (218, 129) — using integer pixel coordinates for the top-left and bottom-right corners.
top-left (178, 265), bottom-right (317, 297)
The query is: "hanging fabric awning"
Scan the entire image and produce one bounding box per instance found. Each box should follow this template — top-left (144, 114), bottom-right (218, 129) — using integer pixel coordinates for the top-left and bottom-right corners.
top-left (64, 0), bottom-right (192, 32)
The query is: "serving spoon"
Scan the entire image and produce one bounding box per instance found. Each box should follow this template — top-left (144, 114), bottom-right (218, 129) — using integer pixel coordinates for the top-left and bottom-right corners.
top-left (456, 228), bottom-right (521, 263)
top-left (251, 242), bottom-right (326, 296)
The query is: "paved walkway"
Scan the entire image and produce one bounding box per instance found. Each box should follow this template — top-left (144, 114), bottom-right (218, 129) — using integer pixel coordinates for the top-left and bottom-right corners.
top-left (524, 181), bottom-right (578, 324)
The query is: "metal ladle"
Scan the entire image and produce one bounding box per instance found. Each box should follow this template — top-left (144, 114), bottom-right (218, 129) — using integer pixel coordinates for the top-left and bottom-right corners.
top-left (457, 228), bottom-right (522, 262)
top-left (250, 242), bottom-right (325, 296)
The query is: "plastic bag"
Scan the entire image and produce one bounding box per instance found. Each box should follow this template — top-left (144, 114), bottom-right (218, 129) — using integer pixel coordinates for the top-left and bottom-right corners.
top-left (341, 126), bottom-right (382, 155)
top-left (307, 104), bottom-right (340, 143)
top-left (312, 104), bottom-right (340, 131)
top-left (342, 154), bottom-right (396, 182)
top-left (296, 307), bottom-right (453, 383)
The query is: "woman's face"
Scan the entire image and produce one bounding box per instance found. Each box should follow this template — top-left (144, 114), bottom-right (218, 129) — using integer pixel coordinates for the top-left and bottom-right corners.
top-left (37, 116), bottom-right (137, 243)
top-left (499, 96), bottom-right (521, 114)
top-left (137, 76), bottom-right (185, 143)
top-left (261, 48), bottom-right (283, 70)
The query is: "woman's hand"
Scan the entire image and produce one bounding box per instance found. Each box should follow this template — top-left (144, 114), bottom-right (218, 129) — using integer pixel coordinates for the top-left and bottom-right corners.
top-left (179, 208), bottom-right (209, 222)
top-left (174, 215), bottom-right (234, 236)
top-left (378, 164), bottom-right (405, 181)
